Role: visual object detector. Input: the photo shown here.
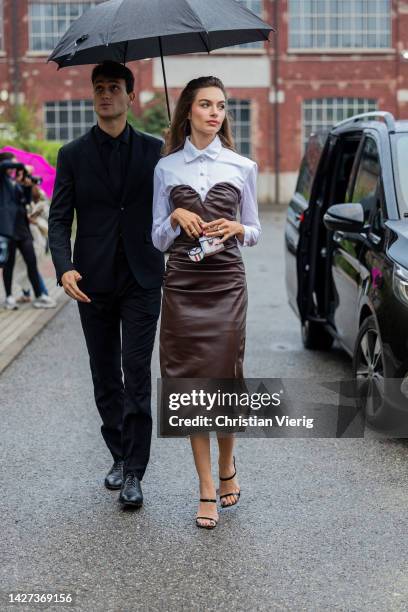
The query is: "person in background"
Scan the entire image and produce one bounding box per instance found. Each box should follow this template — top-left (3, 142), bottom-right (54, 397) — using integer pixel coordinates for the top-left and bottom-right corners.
top-left (0, 156), bottom-right (19, 268)
top-left (0, 152), bottom-right (56, 310)
top-left (17, 183), bottom-right (50, 303)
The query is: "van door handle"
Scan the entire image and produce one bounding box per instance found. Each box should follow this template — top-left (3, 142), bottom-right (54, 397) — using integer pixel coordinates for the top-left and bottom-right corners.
top-left (333, 231), bottom-right (344, 243)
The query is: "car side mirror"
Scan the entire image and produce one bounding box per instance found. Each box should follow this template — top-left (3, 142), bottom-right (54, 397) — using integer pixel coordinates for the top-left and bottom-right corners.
top-left (323, 203), bottom-right (365, 233)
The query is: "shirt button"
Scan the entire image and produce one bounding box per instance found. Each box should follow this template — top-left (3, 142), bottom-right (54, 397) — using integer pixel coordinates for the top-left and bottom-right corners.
top-left (120, 207), bottom-right (124, 211)
top-left (200, 187), bottom-right (205, 191)
top-left (200, 172), bottom-right (204, 176)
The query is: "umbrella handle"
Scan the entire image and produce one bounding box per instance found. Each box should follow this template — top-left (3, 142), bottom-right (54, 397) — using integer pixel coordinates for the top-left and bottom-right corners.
top-left (159, 37), bottom-right (171, 125)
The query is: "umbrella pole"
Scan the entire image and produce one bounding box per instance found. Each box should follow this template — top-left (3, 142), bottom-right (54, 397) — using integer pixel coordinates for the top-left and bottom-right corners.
top-left (159, 37), bottom-right (171, 124)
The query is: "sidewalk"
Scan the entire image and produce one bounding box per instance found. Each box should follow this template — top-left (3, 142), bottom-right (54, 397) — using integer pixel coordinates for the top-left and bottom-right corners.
top-left (0, 251), bottom-right (68, 374)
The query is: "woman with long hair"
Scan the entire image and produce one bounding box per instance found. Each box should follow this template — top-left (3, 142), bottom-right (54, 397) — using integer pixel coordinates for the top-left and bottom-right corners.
top-left (152, 76), bottom-right (261, 529)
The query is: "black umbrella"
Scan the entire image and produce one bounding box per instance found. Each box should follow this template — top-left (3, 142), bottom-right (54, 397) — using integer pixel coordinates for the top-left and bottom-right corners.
top-left (47, 0), bottom-right (274, 121)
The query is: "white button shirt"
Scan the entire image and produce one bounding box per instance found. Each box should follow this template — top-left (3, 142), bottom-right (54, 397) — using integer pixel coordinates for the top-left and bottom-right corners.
top-left (152, 135), bottom-right (261, 252)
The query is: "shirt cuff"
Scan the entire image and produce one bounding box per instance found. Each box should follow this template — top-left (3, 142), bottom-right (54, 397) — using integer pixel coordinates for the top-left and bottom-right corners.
top-left (238, 225), bottom-right (251, 247)
top-left (163, 215), bottom-right (181, 240)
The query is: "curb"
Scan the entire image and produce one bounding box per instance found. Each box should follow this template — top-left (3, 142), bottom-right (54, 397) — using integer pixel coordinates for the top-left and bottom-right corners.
top-left (0, 288), bottom-right (70, 376)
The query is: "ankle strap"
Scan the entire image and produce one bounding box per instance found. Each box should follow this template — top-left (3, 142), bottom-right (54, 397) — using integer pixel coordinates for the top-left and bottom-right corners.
top-left (219, 456), bottom-right (237, 481)
top-left (200, 498), bottom-right (216, 503)
top-left (219, 469), bottom-right (236, 481)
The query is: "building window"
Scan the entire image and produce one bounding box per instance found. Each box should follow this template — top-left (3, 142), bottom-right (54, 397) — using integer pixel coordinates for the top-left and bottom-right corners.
top-left (236, 0), bottom-right (263, 49)
top-left (44, 100), bottom-right (95, 141)
top-left (302, 97), bottom-right (377, 148)
top-left (0, 0), bottom-right (4, 51)
top-left (29, 1), bottom-right (100, 52)
top-left (229, 99), bottom-right (251, 157)
top-left (289, 0), bottom-right (391, 50)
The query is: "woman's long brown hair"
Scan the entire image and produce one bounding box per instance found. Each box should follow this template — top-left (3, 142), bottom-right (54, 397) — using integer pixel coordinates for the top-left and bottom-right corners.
top-left (163, 76), bottom-right (235, 156)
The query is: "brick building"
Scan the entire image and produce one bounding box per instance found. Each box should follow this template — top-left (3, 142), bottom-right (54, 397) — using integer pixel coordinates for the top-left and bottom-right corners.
top-left (0, 0), bottom-right (407, 203)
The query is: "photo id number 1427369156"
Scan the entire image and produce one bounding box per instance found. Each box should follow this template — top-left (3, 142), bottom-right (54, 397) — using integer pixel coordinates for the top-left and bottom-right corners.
top-left (7, 592), bottom-right (74, 604)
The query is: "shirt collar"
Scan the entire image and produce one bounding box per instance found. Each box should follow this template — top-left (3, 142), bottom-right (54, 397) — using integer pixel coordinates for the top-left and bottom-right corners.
top-left (95, 122), bottom-right (130, 145)
top-left (183, 135), bottom-right (222, 163)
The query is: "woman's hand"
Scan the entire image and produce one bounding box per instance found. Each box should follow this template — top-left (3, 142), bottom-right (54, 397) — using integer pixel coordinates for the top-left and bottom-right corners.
top-left (202, 218), bottom-right (245, 244)
top-left (171, 208), bottom-right (205, 239)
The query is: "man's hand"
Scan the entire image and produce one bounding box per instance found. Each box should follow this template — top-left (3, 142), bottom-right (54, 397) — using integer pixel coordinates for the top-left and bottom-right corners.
top-left (202, 218), bottom-right (245, 244)
top-left (170, 208), bottom-right (204, 239)
top-left (61, 270), bottom-right (91, 303)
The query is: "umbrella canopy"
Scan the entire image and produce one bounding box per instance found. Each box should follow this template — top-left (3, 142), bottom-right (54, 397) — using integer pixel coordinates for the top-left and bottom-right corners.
top-left (47, 0), bottom-right (275, 120)
top-left (48, 0), bottom-right (274, 66)
top-left (0, 146), bottom-right (56, 199)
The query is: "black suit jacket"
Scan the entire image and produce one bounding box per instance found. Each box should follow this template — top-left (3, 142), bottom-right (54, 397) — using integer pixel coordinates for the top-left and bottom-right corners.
top-left (48, 125), bottom-right (164, 292)
top-left (0, 161), bottom-right (28, 239)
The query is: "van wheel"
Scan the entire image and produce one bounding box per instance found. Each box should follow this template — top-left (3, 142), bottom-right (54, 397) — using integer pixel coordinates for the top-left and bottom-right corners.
top-left (301, 320), bottom-right (334, 350)
top-left (352, 316), bottom-right (387, 427)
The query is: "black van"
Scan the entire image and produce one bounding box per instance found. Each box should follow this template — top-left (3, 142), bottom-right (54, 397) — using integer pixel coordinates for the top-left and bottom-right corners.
top-left (284, 111), bottom-right (408, 429)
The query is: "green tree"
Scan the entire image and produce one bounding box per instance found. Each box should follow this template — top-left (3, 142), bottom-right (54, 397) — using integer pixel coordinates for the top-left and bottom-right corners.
top-left (0, 103), bottom-right (62, 166)
top-left (128, 93), bottom-right (169, 138)
top-left (8, 103), bottom-right (42, 142)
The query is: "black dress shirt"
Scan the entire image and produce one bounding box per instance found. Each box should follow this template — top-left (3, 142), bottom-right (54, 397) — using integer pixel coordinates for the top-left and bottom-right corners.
top-left (94, 122), bottom-right (132, 261)
top-left (94, 122), bottom-right (131, 202)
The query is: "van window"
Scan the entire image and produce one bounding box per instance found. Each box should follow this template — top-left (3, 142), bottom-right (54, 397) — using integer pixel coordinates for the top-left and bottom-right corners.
top-left (331, 138), bottom-right (361, 205)
top-left (392, 133), bottom-right (408, 217)
top-left (349, 137), bottom-right (380, 224)
top-left (295, 134), bottom-right (325, 202)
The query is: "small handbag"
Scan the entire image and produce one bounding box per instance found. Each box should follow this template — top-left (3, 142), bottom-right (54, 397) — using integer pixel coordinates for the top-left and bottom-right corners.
top-left (187, 235), bottom-right (225, 262)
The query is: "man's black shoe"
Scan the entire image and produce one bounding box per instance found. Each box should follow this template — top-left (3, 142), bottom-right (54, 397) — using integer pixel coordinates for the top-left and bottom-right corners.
top-left (104, 460), bottom-right (124, 490)
top-left (119, 473), bottom-right (143, 507)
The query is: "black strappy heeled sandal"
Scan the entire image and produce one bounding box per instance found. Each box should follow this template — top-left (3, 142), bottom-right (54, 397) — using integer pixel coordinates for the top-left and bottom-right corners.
top-left (195, 498), bottom-right (218, 530)
top-left (219, 456), bottom-right (241, 509)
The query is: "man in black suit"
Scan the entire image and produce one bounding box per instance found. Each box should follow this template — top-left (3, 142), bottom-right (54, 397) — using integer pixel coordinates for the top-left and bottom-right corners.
top-left (48, 61), bottom-right (164, 507)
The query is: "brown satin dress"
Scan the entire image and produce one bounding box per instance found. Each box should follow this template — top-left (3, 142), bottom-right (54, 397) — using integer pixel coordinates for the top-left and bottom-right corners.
top-left (160, 181), bottom-right (247, 379)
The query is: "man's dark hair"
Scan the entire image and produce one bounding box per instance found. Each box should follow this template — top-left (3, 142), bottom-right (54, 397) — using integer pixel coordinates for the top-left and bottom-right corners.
top-left (91, 61), bottom-right (135, 94)
top-left (0, 152), bottom-right (15, 163)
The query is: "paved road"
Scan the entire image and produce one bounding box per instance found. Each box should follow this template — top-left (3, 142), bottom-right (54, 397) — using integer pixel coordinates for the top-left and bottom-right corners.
top-left (2, 210), bottom-right (408, 612)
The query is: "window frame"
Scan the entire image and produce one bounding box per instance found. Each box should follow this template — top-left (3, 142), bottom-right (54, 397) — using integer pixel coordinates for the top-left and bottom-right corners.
top-left (27, 1), bottom-right (101, 53)
top-left (288, 0), bottom-right (392, 53)
top-left (211, 0), bottom-right (266, 54)
top-left (44, 99), bottom-right (96, 141)
top-left (228, 98), bottom-right (252, 158)
top-left (302, 97), bottom-right (378, 152)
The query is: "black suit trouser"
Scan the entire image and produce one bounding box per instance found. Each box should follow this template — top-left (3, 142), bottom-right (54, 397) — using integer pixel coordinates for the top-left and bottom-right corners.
top-left (77, 248), bottom-right (161, 480)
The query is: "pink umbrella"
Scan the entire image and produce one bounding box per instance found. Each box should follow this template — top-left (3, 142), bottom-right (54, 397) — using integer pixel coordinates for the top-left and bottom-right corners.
top-left (0, 146), bottom-right (56, 199)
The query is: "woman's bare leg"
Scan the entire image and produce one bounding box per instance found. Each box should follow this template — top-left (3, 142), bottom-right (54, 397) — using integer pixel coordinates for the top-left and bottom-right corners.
top-left (190, 433), bottom-right (218, 527)
top-left (216, 433), bottom-right (240, 507)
